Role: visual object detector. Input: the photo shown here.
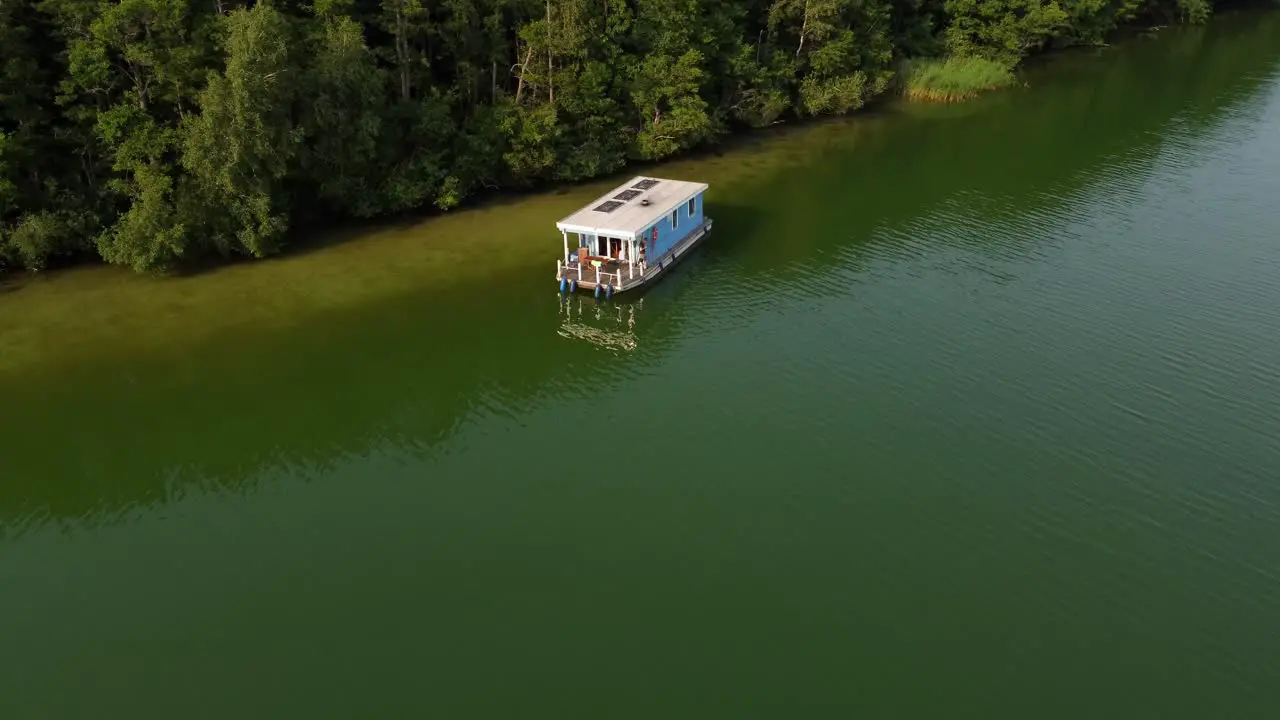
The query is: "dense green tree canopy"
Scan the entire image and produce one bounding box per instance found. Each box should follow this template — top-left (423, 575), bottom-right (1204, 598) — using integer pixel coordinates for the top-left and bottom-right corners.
top-left (0, 0), bottom-right (1228, 272)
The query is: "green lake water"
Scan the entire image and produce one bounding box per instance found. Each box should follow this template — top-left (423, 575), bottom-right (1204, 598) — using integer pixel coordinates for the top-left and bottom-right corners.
top-left (4, 10), bottom-right (1280, 717)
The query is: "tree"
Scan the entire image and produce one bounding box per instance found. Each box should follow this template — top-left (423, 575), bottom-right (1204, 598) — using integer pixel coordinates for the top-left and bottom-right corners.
top-left (298, 5), bottom-right (387, 217)
top-left (629, 50), bottom-right (714, 158)
top-left (768, 0), bottom-right (895, 116)
top-left (628, 0), bottom-right (716, 158)
top-left (182, 3), bottom-right (297, 259)
top-left (943, 0), bottom-right (1070, 60)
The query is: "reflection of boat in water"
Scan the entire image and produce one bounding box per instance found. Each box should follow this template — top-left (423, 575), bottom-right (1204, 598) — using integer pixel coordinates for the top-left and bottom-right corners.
top-left (556, 293), bottom-right (642, 352)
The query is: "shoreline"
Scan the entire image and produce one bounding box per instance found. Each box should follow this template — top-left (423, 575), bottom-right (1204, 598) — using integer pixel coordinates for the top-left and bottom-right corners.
top-left (0, 115), bottom-right (872, 378)
top-left (1, 8), bottom-right (1276, 379)
top-left (5, 8), bottom-right (1261, 286)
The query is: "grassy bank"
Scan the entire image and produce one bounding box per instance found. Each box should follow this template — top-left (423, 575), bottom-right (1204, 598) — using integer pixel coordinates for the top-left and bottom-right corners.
top-left (903, 57), bottom-right (1018, 103)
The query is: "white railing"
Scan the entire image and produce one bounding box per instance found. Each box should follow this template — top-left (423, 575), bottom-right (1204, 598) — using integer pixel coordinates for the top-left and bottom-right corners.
top-left (559, 257), bottom-right (657, 287)
top-left (557, 259), bottom-right (629, 291)
top-left (596, 269), bottom-right (622, 289)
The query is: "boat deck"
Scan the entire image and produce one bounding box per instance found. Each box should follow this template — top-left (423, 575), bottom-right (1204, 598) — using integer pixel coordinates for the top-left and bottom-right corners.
top-left (559, 258), bottom-right (644, 291)
top-left (556, 218), bottom-right (713, 295)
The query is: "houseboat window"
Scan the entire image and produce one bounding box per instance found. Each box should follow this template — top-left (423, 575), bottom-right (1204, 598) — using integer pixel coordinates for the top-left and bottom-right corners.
top-left (688, 197), bottom-right (695, 216)
top-left (670, 210), bottom-right (677, 230)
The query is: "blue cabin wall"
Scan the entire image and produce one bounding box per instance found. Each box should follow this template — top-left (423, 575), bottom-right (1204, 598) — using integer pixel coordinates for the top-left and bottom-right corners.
top-left (644, 191), bottom-right (704, 260)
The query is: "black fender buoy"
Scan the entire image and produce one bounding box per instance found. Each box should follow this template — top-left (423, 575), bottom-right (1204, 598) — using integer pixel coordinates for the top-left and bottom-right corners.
top-left (569, 279), bottom-right (577, 293)
top-left (559, 277), bottom-right (567, 292)
top-left (594, 284), bottom-right (602, 299)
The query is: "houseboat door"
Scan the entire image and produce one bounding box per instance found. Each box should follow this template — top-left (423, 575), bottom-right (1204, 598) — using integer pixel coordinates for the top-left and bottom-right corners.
top-left (596, 236), bottom-right (622, 258)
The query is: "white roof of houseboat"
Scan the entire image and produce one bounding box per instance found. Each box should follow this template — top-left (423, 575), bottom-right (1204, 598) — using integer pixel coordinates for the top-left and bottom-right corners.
top-left (556, 176), bottom-right (708, 239)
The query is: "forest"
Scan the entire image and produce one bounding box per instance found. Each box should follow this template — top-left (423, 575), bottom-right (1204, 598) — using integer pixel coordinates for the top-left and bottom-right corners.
top-left (0, 0), bottom-right (1224, 273)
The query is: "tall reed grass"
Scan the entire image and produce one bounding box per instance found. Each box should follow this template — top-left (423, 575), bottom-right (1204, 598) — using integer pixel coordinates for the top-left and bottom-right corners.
top-left (903, 57), bottom-right (1016, 102)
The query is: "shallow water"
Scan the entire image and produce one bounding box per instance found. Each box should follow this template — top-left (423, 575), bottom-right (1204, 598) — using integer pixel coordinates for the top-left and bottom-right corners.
top-left (3, 11), bottom-right (1280, 718)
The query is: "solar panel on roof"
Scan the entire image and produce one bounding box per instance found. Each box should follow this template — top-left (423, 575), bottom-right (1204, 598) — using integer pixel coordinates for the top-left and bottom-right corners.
top-left (631, 178), bottom-right (659, 190)
top-left (593, 200), bottom-right (624, 213)
top-left (613, 189), bottom-right (642, 201)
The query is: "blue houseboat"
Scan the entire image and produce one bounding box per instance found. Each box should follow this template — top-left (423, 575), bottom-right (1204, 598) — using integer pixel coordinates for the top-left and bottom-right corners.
top-left (555, 176), bottom-right (712, 296)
